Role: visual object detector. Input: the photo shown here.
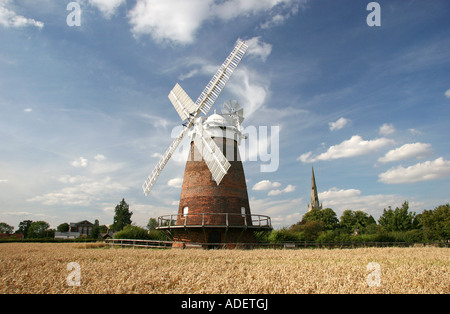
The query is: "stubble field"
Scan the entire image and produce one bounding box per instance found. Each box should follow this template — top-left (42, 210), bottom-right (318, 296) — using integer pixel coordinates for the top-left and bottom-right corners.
top-left (0, 243), bottom-right (448, 294)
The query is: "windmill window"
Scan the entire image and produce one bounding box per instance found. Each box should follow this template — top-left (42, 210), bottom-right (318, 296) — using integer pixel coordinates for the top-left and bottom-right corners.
top-left (241, 207), bottom-right (246, 217)
top-left (183, 206), bottom-right (189, 217)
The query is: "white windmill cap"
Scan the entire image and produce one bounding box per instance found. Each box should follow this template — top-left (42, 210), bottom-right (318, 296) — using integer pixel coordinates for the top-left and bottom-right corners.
top-left (205, 111), bottom-right (228, 127)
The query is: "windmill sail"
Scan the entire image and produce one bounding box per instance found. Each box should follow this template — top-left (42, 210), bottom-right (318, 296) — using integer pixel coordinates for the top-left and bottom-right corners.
top-left (142, 126), bottom-right (190, 196)
top-left (142, 40), bottom-right (248, 196)
top-left (195, 41), bottom-right (248, 115)
top-left (193, 124), bottom-right (231, 185)
top-left (169, 83), bottom-right (197, 122)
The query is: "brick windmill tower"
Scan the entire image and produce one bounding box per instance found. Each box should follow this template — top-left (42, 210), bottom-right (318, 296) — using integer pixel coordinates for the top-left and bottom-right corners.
top-left (142, 41), bottom-right (272, 247)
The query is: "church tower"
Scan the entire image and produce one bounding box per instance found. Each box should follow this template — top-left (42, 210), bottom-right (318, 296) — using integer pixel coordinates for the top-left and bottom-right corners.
top-left (307, 167), bottom-right (322, 212)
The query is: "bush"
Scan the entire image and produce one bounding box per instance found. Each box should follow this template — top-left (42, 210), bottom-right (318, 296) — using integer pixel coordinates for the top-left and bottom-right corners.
top-left (114, 225), bottom-right (152, 240)
top-left (113, 225), bottom-right (169, 241)
top-left (268, 228), bottom-right (303, 243)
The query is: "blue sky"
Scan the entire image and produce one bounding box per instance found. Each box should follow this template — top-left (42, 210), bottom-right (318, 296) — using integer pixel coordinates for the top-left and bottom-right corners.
top-left (1, 0), bottom-right (449, 230)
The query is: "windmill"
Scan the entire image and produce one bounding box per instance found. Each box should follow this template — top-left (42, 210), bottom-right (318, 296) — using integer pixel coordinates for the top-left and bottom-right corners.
top-left (142, 40), bottom-right (272, 247)
top-left (142, 40), bottom-right (248, 196)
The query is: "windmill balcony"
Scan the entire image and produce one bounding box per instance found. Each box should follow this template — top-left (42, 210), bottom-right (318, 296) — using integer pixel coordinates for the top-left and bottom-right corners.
top-left (156, 213), bottom-right (272, 230)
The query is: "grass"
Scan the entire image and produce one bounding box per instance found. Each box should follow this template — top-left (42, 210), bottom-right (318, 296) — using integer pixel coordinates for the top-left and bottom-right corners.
top-left (0, 243), bottom-right (448, 294)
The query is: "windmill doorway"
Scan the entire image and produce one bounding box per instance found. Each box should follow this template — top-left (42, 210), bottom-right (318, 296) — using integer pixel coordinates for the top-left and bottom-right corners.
top-left (208, 231), bottom-right (221, 249)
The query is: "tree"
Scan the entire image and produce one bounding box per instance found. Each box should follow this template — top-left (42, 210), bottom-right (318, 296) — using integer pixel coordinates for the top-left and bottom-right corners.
top-left (420, 204), bottom-right (450, 241)
top-left (0, 222), bottom-right (14, 234)
top-left (378, 206), bottom-right (394, 231)
top-left (321, 208), bottom-right (339, 231)
top-left (91, 219), bottom-right (100, 239)
top-left (301, 221), bottom-right (324, 241)
top-left (378, 202), bottom-right (416, 232)
top-left (339, 210), bottom-right (376, 234)
top-left (57, 223), bottom-right (70, 232)
top-left (28, 221), bottom-right (51, 238)
top-left (17, 220), bottom-right (33, 238)
top-left (147, 218), bottom-right (158, 231)
top-left (301, 208), bottom-right (338, 231)
top-left (111, 198), bottom-right (132, 232)
top-left (393, 201), bottom-right (416, 231)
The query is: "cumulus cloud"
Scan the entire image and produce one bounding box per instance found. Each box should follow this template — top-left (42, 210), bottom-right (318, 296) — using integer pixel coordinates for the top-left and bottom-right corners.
top-left (167, 177), bottom-right (183, 188)
top-left (378, 143), bottom-right (432, 163)
top-left (0, 1), bottom-right (44, 29)
top-left (298, 135), bottom-right (395, 163)
top-left (445, 89), bottom-right (450, 99)
top-left (329, 117), bottom-right (350, 131)
top-left (252, 180), bottom-right (281, 191)
top-left (379, 123), bottom-right (396, 136)
top-left (128, 0), bottom-right (211, 44)
top-left (69, 155), bottom-right (124, 174)
top-left (94, 154), bottom-right (106, 161)
top-left (243, 36), bottom-right (273, 62)
top-left (318, 187), bottom-right (414, 218)
top-left (128, 0), bottom-right (302, 44)
top-left (378, 157), bottom-right (450, 184)
top-left (28, 177), bottom-right (128, 206)
top-left (88, 0), bottom-right (126, 18)
top-left (71, 157), bottom-right (89, 168)
top-left (268, 184), bottom-right (296, 196)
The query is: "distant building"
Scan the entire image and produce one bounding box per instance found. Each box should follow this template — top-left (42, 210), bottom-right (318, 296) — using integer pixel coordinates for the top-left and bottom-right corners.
top-left (69, 220), bottom-right (94, 236)
top-left (307, 167), bottom-right (323, 212)
top-left (54, 220), bottom-right (94, 239)
top-left (54, 232), bottom-right (80, 239)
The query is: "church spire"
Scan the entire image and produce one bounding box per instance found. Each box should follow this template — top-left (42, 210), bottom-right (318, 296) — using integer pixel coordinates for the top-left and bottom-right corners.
top-left (308, 166), bottom-right (322, 212)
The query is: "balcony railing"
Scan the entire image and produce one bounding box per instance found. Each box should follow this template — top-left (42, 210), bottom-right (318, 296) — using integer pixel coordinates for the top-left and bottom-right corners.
top-left (156, 213), bottom-right (272, 230)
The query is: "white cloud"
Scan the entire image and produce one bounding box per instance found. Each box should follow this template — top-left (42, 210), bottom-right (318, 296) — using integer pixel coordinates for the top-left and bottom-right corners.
top-left (252, 180), bottom-right (281, 191)
top-left (0, 179), bottom-right (9, 183)
top-left (240, 36), bottom-right (272, 62)
top-left (90, 160), bottom-right (125, 175)
top-left (445, 89), bottom-right (450, 99)
top-left (0, 1), bottom-right (44, 29)
top-left (328, 117), bottom-right (350, 131)
top-left (259, 0), bottom-right (305, 29)
top-left (88, 0), bottom-right (126, 18)
top-left (378, 143), bottom-right (432, 163)
top-left (228, 68), bottom-right (270, 119)
top-left (28, 177), bottom-right (129, 206)
top-left (151, 152), bottom-right (163, 158)
top-left (23, 108), bottom-right (32, 112)
top-left (409, 128), bottom-right (423, 136)
top-left (58, 175), bottom-right (86, 184)
top-left (71, 157), bottom-right (89, 168)
top-left (298, 135), bottom-right (395, 163)
top-left (94, 154), bottom-right (106, 161)
top-left (167, 177), bottom-right (183, 188)
top-left (378, 157), bottom-right (450, 184)
top-left (320, 187), bottom-right (362, 199)
top-left (128, 0), bottom-right (302, 44)
top-left (268, 184), bottom-right (296, 196)
top-left (213, 0), bottom-right (304, 22)
top-left (249, 196), bottom-right (303, 228)
top-left (318, 187), bottom-right (416, 218)
top-left (379, 123), bottom-right (396, 136)
top-left (128, 0), bottom-right (212, 44)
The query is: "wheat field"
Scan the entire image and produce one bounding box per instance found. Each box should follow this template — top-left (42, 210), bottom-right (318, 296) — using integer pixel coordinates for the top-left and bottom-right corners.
top-left (0, 243), bottom-right (448, 294)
